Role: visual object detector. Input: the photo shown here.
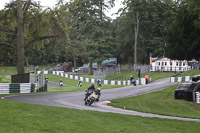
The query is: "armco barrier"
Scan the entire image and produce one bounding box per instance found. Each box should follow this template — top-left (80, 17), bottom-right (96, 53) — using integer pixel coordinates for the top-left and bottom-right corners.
top-left (0, 83), bottom-right (36, 94)
top-left (170, 76), bottom-right (193, 83)
top-left (49, 71), bottom-right (148, 85)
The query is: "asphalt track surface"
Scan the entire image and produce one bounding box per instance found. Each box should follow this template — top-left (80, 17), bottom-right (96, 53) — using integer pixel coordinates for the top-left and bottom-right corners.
top-left (4, 78), bottom-right (200, 122)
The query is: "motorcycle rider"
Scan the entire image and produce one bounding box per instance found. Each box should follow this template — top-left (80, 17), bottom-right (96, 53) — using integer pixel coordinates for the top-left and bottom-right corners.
top-left (59, 79), bottom-right (63, 86)
top-left (130, 75), bottom-right (136, 86)
top-left (130, 75), bottom-right (134, 81)
top-left (84, 84), bottom-right (95, 100)
top-left (97, 80), bottom-right (101, 86)
top-left (132, 77), bottom-right (136, 86)
top-left (95, 88), bottom-right (101, 101)
top-left (77, 80), bottom-right (82, 87)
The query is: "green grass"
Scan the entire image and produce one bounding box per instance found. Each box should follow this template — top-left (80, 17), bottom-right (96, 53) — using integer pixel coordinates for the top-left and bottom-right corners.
top-left (0, 95), bottom-right (199, 133)
top-left (150, 72), bottom-right (176, 82)
top-left (105, 71), bottom-right (138, 81)
top-left (78, 74), bottom-right (94, 79)
top-left (0, 66), bottom-right (52, 75)
top-left (109, 85), bottom-right (200, 119)
top-left (176, 70), bottom-right (200, 77)
top-left (0, 67), bottom-right (18, 75)
top-left (37, 65), bottom-right (55, 70)
top-left (0, 75), bottom-right (11, 83)
top-left (105, 71), bottom-right (175, 82)
top-left (45, 74), bottom-right (124, 92)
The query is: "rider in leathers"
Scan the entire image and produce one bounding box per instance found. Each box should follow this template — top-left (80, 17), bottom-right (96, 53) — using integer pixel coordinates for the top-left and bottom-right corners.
top-left (84, 84), bottom-right (95, 100)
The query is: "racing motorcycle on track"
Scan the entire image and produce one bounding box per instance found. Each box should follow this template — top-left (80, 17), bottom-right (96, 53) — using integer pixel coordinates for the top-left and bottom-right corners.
top-left (84, 88), bottom-right (101, 106)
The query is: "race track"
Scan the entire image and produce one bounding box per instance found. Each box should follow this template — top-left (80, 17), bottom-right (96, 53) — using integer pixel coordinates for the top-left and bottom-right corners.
top-left (4, 78), bottom-right (200, 122)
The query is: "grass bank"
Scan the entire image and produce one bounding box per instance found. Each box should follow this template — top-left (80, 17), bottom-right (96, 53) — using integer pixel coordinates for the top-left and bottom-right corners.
top-left (0, 66), bottom-right (53, 75)
top-left (0, 95), bottom-right (199, 133)
top-left (45, 74), bottom-right (124, 92)
top-left (105, 71), bottom-right (175, 82)
top-left (176, 70), bottom-right (200, 77)
top-left (109, 85), bottom-right (200, 119)
top-left (0, 75), bottom-right (10, 83)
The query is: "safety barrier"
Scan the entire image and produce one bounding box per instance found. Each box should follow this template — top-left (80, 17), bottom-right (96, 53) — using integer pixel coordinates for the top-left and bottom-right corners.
top-left (170, 76), bottom-right (193, 83)
top-left (196, 92), bottom-right (200, 104)
top-left (47, 71), bottom-right (148, 85)
top-left (0, 83), bottom-right (36, 94)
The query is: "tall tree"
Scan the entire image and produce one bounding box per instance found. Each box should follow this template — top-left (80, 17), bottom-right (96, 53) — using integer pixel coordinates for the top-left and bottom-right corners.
top-left (166, 0), bottom-right (200, 60)
top-left (17, 0), bottom-right (25, 74)
top-left (116, 0), bottom-right (176, 64)
top-left (0, 0), bottom-right (70, 67)
top-left (68, 0), bottom-right (115, 74)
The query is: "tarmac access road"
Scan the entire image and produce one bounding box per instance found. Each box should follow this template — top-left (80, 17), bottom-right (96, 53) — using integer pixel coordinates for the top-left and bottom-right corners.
top-left (4, 78), bottom-right (200, 122)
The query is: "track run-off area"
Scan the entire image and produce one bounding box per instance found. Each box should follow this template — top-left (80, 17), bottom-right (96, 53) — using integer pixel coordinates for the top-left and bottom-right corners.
top-left (4, 77), bottom-right (200, 122)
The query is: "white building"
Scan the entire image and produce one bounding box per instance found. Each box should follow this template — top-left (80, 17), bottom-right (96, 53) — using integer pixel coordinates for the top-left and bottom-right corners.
top-left (151, 57), bottom-right (190, 72)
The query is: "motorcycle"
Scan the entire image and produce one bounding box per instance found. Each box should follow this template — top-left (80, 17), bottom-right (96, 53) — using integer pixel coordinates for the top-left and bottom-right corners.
top-left (131, 79), bottom-right (136, 86)
top-left (97, 81), bottom-right (101, 86)
top-left (59, 80), bottom-right (63, 86)
top-left (85, 91), bottom-right (99, 106)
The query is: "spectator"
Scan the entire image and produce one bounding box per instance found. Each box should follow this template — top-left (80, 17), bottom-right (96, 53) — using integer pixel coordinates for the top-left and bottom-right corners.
top-left (145, 74), bottom-right (149, 84)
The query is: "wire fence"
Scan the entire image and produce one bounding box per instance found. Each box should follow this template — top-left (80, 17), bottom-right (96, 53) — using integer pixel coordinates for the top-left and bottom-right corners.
top-left (93, 64), bottom-right (151, 80)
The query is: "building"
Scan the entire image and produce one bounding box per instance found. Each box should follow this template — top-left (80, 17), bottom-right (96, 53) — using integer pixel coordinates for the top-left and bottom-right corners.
top-left (151, 57), bottom-right (190, 72)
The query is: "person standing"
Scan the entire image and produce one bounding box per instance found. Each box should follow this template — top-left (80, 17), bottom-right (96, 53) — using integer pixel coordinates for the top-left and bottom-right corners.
top-left (145, 74), bottom-right (149, 84)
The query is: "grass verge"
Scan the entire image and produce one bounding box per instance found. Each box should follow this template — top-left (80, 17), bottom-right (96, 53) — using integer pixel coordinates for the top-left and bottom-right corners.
top-left (109, 85), bottom-right (200, 119)
top-left (176, 70), bottom-right (200, 77)
top-left (0, 95), bottom-right (199, 133)
top-left (45, 74), bottom-right (124, 92)
top-left (105, 71), bottom-right (175, 82)
top-left (0, 75), bottom-right (11, 83)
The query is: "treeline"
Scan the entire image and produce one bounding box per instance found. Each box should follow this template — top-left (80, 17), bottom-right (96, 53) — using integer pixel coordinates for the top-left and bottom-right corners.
top-left (0, 0), bottom-right (199, 68)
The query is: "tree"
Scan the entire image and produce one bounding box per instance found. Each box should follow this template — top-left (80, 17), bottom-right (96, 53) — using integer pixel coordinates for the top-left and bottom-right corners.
top-left (116, 0), bottom-right (176, 64)
top-left (166, 0), bottom-right (200, 60)
top-left (0, 0), bottom-right (70, 68)
top-left (67, 0), bottom-right (116, 74)
top-left (17, 0), bottom-right (26, 74)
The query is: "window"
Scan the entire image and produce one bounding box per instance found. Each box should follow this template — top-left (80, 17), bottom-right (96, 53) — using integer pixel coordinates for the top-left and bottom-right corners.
top-left (183, 62), bottom-right (185, 66)
top-left (159, 62), bottom-right (160, 66)
top-left (176, 62), bottom-right (178, 66)
top-left (170, 62), bottom-right (172, 66)
top-left (165, 62), bottom-right (167, 66)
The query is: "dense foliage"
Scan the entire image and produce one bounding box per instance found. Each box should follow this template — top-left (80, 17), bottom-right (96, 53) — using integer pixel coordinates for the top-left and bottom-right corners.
top-left (0, 0), bottom-right (199, 67)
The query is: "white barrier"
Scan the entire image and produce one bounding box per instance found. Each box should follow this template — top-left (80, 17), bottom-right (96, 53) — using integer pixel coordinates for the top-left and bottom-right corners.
top-left (196, 92), bottom-right (200, 104)
top-left (51, 71), bottom-right (148, 86)
top-left (0, 83), bottom-right (35, 94)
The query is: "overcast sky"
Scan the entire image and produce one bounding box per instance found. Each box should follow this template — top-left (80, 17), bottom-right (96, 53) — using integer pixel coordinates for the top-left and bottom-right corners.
top-left (0, 0), bottom-right (123, 19)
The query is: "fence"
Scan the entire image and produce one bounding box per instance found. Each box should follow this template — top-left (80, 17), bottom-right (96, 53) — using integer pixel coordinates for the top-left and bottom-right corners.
top-left (170, 76), bottom-right (193, 82)
top-left (52, 71), bottom-right (147, 85)
top-left (36, 69), bottom-right (48, 92)
top-left (26, 65), bottom-right (34, 73)
top-left (0, 83), bottom-right (35, 94)
top-left (93, 71), bottom-right (105, 80)
top-left (105, 64), bottom-right (150, 80)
